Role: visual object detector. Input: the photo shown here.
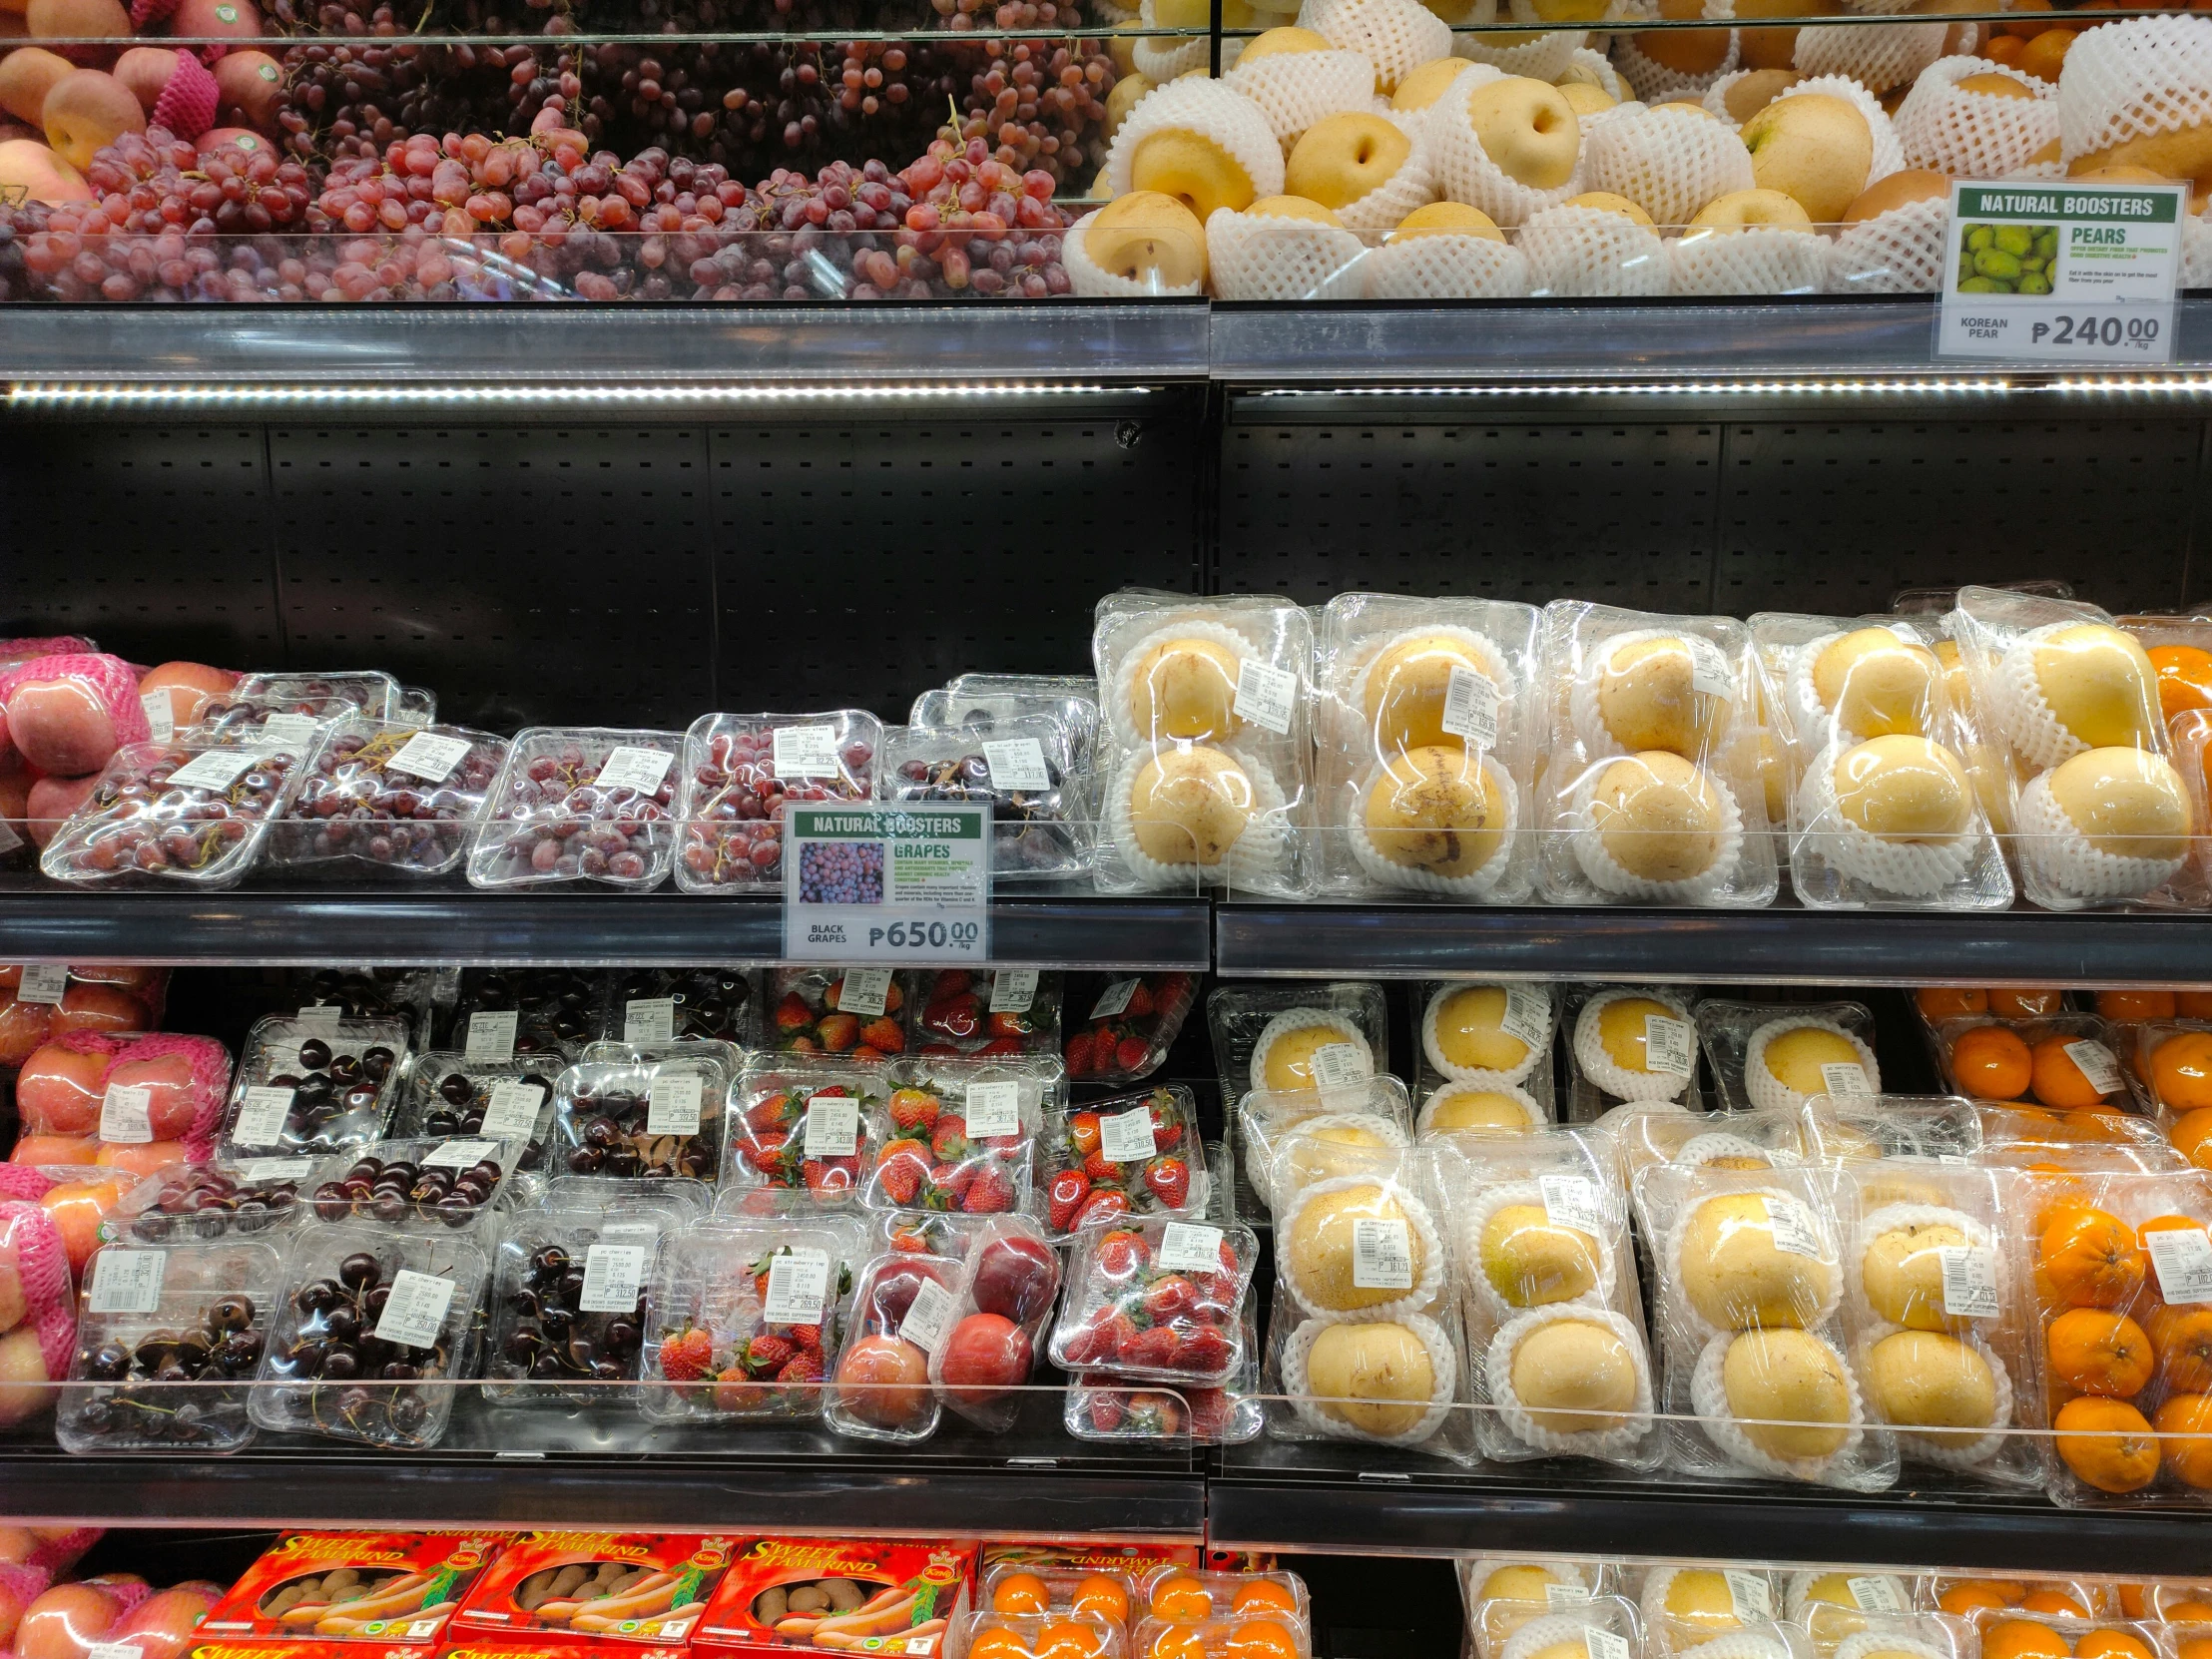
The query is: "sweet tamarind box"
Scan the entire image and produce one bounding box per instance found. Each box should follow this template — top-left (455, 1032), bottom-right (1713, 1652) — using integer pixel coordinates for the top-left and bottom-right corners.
top-left (978, 1542), bottom-right (1204, 1575)
top-left (692, 1536), bottom-right (976, 1657)
top-left (203, 1533), bottom-right (511, 1646)
top-left (451, 1532), bottom-right (744, 1647)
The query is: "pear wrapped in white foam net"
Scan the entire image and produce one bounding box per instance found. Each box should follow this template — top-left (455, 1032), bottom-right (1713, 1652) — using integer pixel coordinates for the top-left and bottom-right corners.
top-left (1559, 44), bottom-right (1629, 99)
top-left (1521, 201), bottom-right (1669, 293)
top-left (1895, 55), bottom-right (2063, 178)
top-left (1775, 73), bottom-right (1909, 182)
top-left (1699, 68), bottom-right (1753, 127)
top-left (1062, 209), bottom-right (1210, 297)
top-left (1102, 78), bottom-right (1290, 205)
top-left (1363, 229), bottom-right (1531, 293)
top-left (1301, 0), bottom-right (1453, 91)
top-left (1328, 134), bottom-right (1442, 231)
top-left (1827, 194), bottom-right (1948, 292)
top-left (1225, 46), bottom-right (1382, 147)
top-left (1584, 103), bottom-right (1755, 224)
top-left (2058, 14), bottom-right (2212, 163)
top-left (1135, 0), bottom-right (1232, 80)
top-left (1611, 29), bottom-right (1741, 105)
top-left (1667, 223), bottom-right (1827, 292)
top-left (1207, 205), bottom-right (1370, 295)
top-left (1793, 19), bottom-right (1947, 96)
top-left (2186, 211), bottom-right (2212, 288)
top-left (1444, 0), bottom-right (1600, 82)
top-left (1427, 64), bottom-right (1586, 225)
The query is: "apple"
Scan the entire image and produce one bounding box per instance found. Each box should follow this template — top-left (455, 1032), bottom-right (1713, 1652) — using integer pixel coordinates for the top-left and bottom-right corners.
top-left (865, 1258), bottom-right (952, 1328)
top-left (112, 46), bottom-right (179, 116)
top-left (0, 1567), bottom-right (46, 1646)
top-left (1129, 127), bottom-right (1259, 224)
top-left (0, 1528), bottom-right (36, 1565)
top-left (172, 0), bottom-right (262, 50)
top-left (936, 1312), bottom-right (1031, 1406)
top-left (8, 1134), bottom-right (101, 1165)
top-left (52, 978), bottom-right (154, 1037)
top-left (1740, 91), bottom-right (1873, 223)
top-left (1843, 167), bottom-right (1947, 224)
top-left (106, 1585), bottom-right (220, 1659)
top-left (211, 49), bottom-right (279, 130)
top-left (1721, 66), bottom-right (1801, 124)
top-left (40, 1177), bottom-right (125, 1274)
top-left (16, 1041), bottom-right (107, 1135)
top-left (196, 125), bottom-right (267, 156)
top-left (0, 136), bottom-right (87, 204)
top-left (1633, 0), bottom-right (1730, 75)
top-left (1688, 186), bottom-right (1814, 230)
top-left (0, 992), bottom-right (48, 1070)
top-left (0, 46), bottom-right (73, 124)
top-left (969, 1233), bottom-right (1059, 1324)
top-left (833, 1334), bottom-right (932, 1429)
top-left (25, 773), bottom-right (97, 847)
top-left (1284, 111), bottom-right (1410, 210)
top-left (1392, 200), bottom-right (1503, 241)
top-left (3, 657), bottom-right (127, 774)
top-left (1085, 190), bottom-right (1207, 288)
top-left (104, 1051), bottom-right (202, 1141)
top-left (1463, 75), bottom-right (1579, 190)
top-left (0, 1327), bottom-right (53, 1428)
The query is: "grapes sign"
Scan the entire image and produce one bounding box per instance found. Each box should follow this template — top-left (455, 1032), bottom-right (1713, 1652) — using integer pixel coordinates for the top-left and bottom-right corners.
top-left (780, 803), bottom-right (991, 965)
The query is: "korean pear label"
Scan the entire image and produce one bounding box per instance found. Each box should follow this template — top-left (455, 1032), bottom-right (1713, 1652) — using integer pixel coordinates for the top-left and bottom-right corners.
top-left (1544, 1585), bottom-right (1591, 1611)
top-left (1500, 984), bottom-right (1550, 1051)
top-left (1821, 1062), bottom-right (1873, 1098)
top-left (1643, 1015), bottom-right (1695, 1079)
top-left (1722, 1572), bottom-right (1772, 1623)
top-left (1848, 1579), bottom-right (1906, 1616)
top-left (1939, 183), bottom-right (2183, 361)
top-left (1232, 660), bottom-right (1299, 736)
top-left (1686, 637), bottom-right (1734, 699)
top-left (1760, 1194), bottom-right (1825, 1259)
top-left (1311, 1042), bottom-right (1371, 1102)
top-left (1937, 1245), bottom-right (2001, 1320)
top-left (1351, 1217), bottom-right (1413, 1291)
top-left (1539, 1175), bottom-right (1608, 1238)
top-left (1440, 666), bottom-right (1500, 749)
top-left (1585, 1632), bottom-right (1629, 1659)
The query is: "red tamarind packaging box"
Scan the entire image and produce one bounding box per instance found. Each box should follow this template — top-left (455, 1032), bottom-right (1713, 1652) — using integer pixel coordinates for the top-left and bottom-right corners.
top-left (451, 1533), bottom-right (743, 1648)
top-left (692, 1537), bottom-right (976, 1657)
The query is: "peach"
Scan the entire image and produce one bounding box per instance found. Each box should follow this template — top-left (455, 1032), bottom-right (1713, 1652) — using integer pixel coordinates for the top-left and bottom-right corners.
top-left (39, 1177), bottom-right (124, 1273)
top-left (0, 1326), bottom-right (54, 1427)
top-left (112, 45), bottom-right (178, 115)
top-left (0, 46), bottom-right (74, 124)
top-left (3, 663), bottom-right (122, 775)
top-left (52, 978), bottom-right (152, 1037)
top-left (109, 1585), bottom-right (222, 1659)
top-left (20, 0), bottom-right (127, 47)
top-left (7, 1134), bottom-right (99, 1165)
top-left (15, 1041), bottom-right (108, 1134)
top-left (211, 49), bottom-right (278, 129)
top-left (172, 0), bottom-right (261, 49)
top-left (25, 773), bottom-right (96, 846)
top-left (0, 136), bottom-right (87, 204)
top-left (137, 661), bottom-right (235, 728)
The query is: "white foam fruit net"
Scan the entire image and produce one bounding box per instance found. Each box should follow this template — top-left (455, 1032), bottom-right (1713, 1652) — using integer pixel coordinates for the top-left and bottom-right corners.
top-left (1610, 29), bottom-right (1741, 104)
top-left (1895, 56), bottom-right (2061, 179)
top-left (1364, 231), bottom-right (1532, 294)
top-left (1827, 193), bottom-right (1949, 292)
top-left (2185, 211), bottom-right (2212, 287)
top-left (1584, 102), bottom-right (1756, 224)
top-left (1135, 0), bottom-right (1221, 81)
top-left (1207, 206), bottom-right (1370, 295)
top-left (1775, 72), bottom-right (1908, 182)
top-left (1792, 18), bottom-right (1947, 95)
top-left (1334, 140), bottom-right (1442, 231)
top-left (1062, 209), bottom-right (1211, 297)
top-left (2058, 14), bottom-right (2212, 163)
top-left (1426, 64), bottom-right (1586, 225)
top-left (1225, 47), bottom-right (1382, 146)
top-left (1667, 224), bottom-right (1827, 291)
top-left (1560, 43), bottom-right (1629, 99)
top-left (1520, 201), bottom-right (1670, 292)
top-left (1301, 0), bottom-right (1454, 91)
top-left (1102, 78), bottom-right (1290, 203)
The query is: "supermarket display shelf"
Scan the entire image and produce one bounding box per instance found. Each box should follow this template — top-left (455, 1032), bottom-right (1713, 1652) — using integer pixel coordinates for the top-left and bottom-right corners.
top-left (0, 887), bottom-right (1212, 969)
top-left (1214, 901), bottom-right (2212, 987)
top-left (1206, 1448), bottom-right (2212, 1573)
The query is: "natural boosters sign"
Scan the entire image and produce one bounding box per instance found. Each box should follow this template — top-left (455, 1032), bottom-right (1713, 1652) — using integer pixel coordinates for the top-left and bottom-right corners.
top-left (781, 803), bottom-right (990, 963)
top-left (1938, 181), bottom-right (2184, 361)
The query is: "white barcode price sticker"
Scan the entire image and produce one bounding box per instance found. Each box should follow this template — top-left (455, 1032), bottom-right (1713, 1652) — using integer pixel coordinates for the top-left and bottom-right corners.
top-left (464, 1010), bottom-right (518, 1063)
top-left (1938, 1245), bottom-right (2002, 1320)
top-left (962, 1080), bottom-right (1022, 1140)
top-left (1090, 979), bottom-right (1139, 1021)
top-left (835, 968), bottom-right (893, 1018)
top-left (1848, 1578), bottom-right (1906, 1615)
top-left (1761, 1195), bottom-right (1826, 1259)
top-left (1501, 984), bottom-right (1551, 1050)
top-left (88, 1249), bottom-right (167, 1314)
top-left (2064, 1039), bottom-right (2125, 1097)
top-left (1643, 1014), bottom-right (1695, 1078)
top-left (90, 1641), bottom-right (146, 1659)
top-left (243, 1158), bottom-right (314, 1182)
top-left (1821, 1062), bottom-right (1874, 1097)
top-left (1585, 1631), bottom-right (1629, 1659)
top-left (1440, 665), bottom-right (1500, 748)
top-left (1539, 1175), bottom-right (1609, 1237)
top-left (141, 688), bottom-right (176, 744)
top-left (898, 1277), bottom-right (958, 1356)
top-left (773, 725), bottom-right (842, 780)
top-left (803, 1093), bottom-right (859, 1158)
top-left (646, 1074), bottom-right (704, 1136)
top-left (231, 1085), bottom-right (297, 1148)
top-left (1687, 636), bottom-right (1735, 698)
top-left (982, 740), bottom-right (1053, 794)
top-left (293, 1004), bottom-right (342, 1033)
top-left (15, 963), bottom-right (70, 1004)
top-left (1723, 1572), bottom-right (1772, 1623)
top-left (2148, 1226), bottom-right (2212, 1305)
top-left (625, 997), bottom-right (677, 1044)
top-left (989, 970), bottom-right (1038, 1014)
top-left (479, 1080), bottom-right (545, 1140)
top-left (1544, 1585), bottom-right (1592, 1611)
top-left (603, 1220), bottom-right (663, 1243)
top-left (595, 746), bottom-right (674, 797)
top-left (100, 1083), bottom-right (154, 1144)
top-left (1352, 1217), bottom-right (1413, 1291)
top-left (255, 713), bottom-right (322, 753)
top-left (387, 731), bottom-right (472, 783)
top-left (374, 1270), bottom-right (457, 1350)
top-left (1311, 1041), bottom-right (1371, 1103)
top-left (1158, 1222), bottom-right (1225, 1274)
top-left (423, 1139), bottom-right (497, 1169)
top-left (1233, 660), bottom-right (1300, 736)
top-left (579, 1243), bottom-right (649, 1314)
top-left (169, 750), bottom-right (257, 792)
top-left (1098, 1106), bottom-right (1158, 1165)
top-left (762, 1247), bottom-right (830, 1326)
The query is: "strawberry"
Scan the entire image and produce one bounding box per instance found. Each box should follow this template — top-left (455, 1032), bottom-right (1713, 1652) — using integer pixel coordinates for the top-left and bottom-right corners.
top-left (786, 1035), bottom-right (822, 1054)
top-left (712, 1371), bottom-right (768, 1412)
top-left (1126, 1325), bottom-right (1183, 1370)
top-left (930, 1115), bottom-right (970, 1162)
top-left (1064, 1309), bottom-right (1140, 1365)
top-left (1073, 1189), bottom-right (1129, 1230)
top-left (1068, 1112), bottom-right (1102, 1156)
top-left (817, 1011), bottom-right (861, 1053)
top-left (1143, 1156), bottom-right (1190, 1210)
top-left (745, 1334), bottom-right (797, 1375)
top-left (976, 1036), bottom-right (1024, 1057)
top-left (859, 1017), bottom-right (904, 1054)
top-left (658, 1327), bottom-right (714, 1382)
top-left (856, 1044), bottom-right (897, 1063)
top-left (1125, 1390), bottom-right (1184, 1436)
top-left (1156, 972), bottom-right (1194, 1008)
top-left (786, 1323), bottom-right (824, 1352)
top-left (874, 1140), bottom-right (930, 1206)
top-left (923, 992), bottom-right (982, 1041)
top-left (1086, 1388), bottom-right (1129, 1432)
top-left (1179, 1326), bottom-right (1234, 1376)
top-left (745, 1090), bottom-right (799, 1132)
top-left (882, 980), bottom-right (905, 1014)
top-left (773, 993), bottom-right (813, 1033)
top-left (1124, 981), bottom-right (1157, 1018)
top-left (888, 1087), bottom-right (941, 1131)
top-left (931, 969), bottom-right (973, 1000)
top-left (963, 1166), bottom-right (1016, 1214)
top-left (1046, 1169), bottom-right (1091, 1232)
top-left (927, 1162), bottom-right (972, 1205)
top-left (1095, 1227), bottom-right (1149, 1280)
top-left (802, 1158), bottom-right (853, 1194)
top-left (1142, 1275), bottom-right (1196, 1324)
top-left (988, 1010), bottom-right (1033, 1038)
top-left (1082, 1148), bottom-right (1123, 1184)
top-left (1063, 1031), bottom-right (1096, 1079)
top-left (744, 1132), bottom-right (792, 1175)
top-left (1114, 1036), bottom-right (1152, 1075)
top-left (1184, 1387), bottom-right (1230, 1439)
top-left (919, 1041), bottom-right (961, 1057)
top-left (777, 1353), bottom-right (826, 1384)
top-left (1148, 1095), bottom-right (1185, 1150)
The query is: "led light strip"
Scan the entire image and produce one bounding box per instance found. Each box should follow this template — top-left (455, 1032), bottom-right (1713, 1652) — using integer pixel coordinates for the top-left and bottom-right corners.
top-left (7, 380), bottom-right (1134, 408)
top-left (1253, 373), bottom-right (2212, 398)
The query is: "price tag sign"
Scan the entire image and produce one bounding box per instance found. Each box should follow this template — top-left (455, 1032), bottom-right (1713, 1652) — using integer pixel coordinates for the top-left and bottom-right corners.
top-left (2064, 1039), bottom-right (2125, 1097)
top-left (1091, 979), bottom-right (1139, 1021)
top-left (255, 713), bottom-right (322, 754)
top-left (243, 1158), bottom-right (314, 1182)
top-left (423, 1139), bottom-right (497, 1169)
top-left (1723, 1572), bottom-right (1772, 1623)
top-left (387, 731), bottom-right (471, 783)
top-left (231, 1085), bottom-right (297, 1148)
top-left (625, 997), bottom-right (677, 1044)
top-left (1539, 1174), bottom-right (1608, 1237)
top-left (2148, 1226), bottom-right (2212, 1305)
top-left (88, 1249), bottom-right (166, 1314)
top-left (898, 1277), bottom-right (958, 1355)
top-left (835, 969), bottom-right (893, 1018)
top-left (293, 1004), bottom-right (342, 1033)
top-left (1686, 636), bottom-right (1735, 699)
top-left (773, 725), bottom-right (842, 780)
top-left (963, 1080), bottom-right (1023, 1140)
top-left (1821, 1061), bottom-right (1873, 1097)
top-left (981, 740), bottom-right (1053, 794)
top-left (782, 804), bottom-right (990, 965)
top-left (647, 1074), bottom-right (704, 1136)
top-left (1762, 1194), bottom-right (1826, 1259)
top-left (1158, 1221), bottom-right (1225, 1273)
top-left (579, 1244), bottom-right (649, 1314)
top-left (100, 1083), bottom-right (154, 1144)
top-left (1311, 1041), bottom-right (1371, 1103)
top-left (1938, 1245), bottom-right (2002, 1320)
top-left (1501, 984), bottom-right (1551, 1050)
top-left (16, 963), bottom-right (71, 1005)
top-left (1939, 182), bottom-right (2183, 361)
top-left (464, 1010), bottom-right (518, 1064)
top-left (374, 1269), bottom-right (457, 1350)
top-left (1440, 666), bottom-right (1499, 748)
top-left (1233, 661), bottom-right (1299, 736)
top-left (989, 970), bottom-right (1038, 1014)
top-left (1848, 1579), bottom-right (1906, 1616)
top-left (479, 1080), bottom-right (545, 1140)
top-left (762, 1247), bottom-right (830, 1326)
top-left (1643, 1015), bottom-right (1695, 1078)
top-left (1544, 1586), bottom-right (1592, 1612)
top-left (1585, 1631), bottom-right (1629, 1659)
top-left (1098, 1106), bottom-right (1158, 1165)
top-left (1351, 1217), bottom-right (1413, 1291)
top-left (595, 746), bottom-right (674, 797)
top-left (169, 750), bottom-right (257, 792)
top-left (803, 1093), bottom-right (859, 1158)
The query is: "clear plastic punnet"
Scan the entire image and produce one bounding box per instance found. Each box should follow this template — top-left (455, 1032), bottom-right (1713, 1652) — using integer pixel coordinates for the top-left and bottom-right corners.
top-left (1536, 601), bottom-right (1779, 909)
top-left (910, 678), bottom-right (1103, 829)
top-left (1569, 986), bottom-right (1702, 1114)
top-left (196, 671), bottom-right (402, 734)
top-left (1798, 1094), bottom-right (1985, 1168)
top-left (975, 1565), bottom-right (1140, 1623)
top-left (726, 1057), bottom-right (888, 1210)
top-left (216, 1014), bottom-right (410, 1160)
top-left (922, 1214), bottom-right (1062, 1433)
top-left (12, 1030), bottom-right (233, 1169)
top-left (1836, 1161), bottom-right (2039, 1487)
top-left (1930, 1013), bottom-right (2145, 1119)
top-left (1610, 1106), bottom-right (1811, 1197)
top-left (1495, 1598), bottom-right (1647, 1659)
top-left (957, 1612), bottom-right (1126, 1659)
top-left (1063, 1299), bottom-right (1266, 1448)
top-left (1636, 1565), bottom-right (1784, 1652)
top-left (1421, 981), bottom-right (1556, 1097)
top-left (638, 1216), bottom-right (861, 1425)
top-left (271, 718), bottom-right (508, 876)
top-left (482, 1197), bottom-right (693, 1408)
top-left (1434, 1128), bottom-right (1663, 1471)
top-left (250, 1222), bottom-right (490, 1450)
top-left (1783, 1592), bottom-right (1944, 1656)
top-left (1064, 972), bottom-right (1200, 1087)
top-left (824, 1248), bottom-right (961, 1443)
top-left (394, 1053), bottom-right (561, 1181)
top-left (449, 966), bottom-right (606, 1063)
top-left (468, 727), bottom-right (684, 889)
top-left (1135, 1566), bottom-right (1309, 1629)
top-left (552, 1041), bottom-right (732, 1186)
top-left (881, 716), bottom-right (1091, 881)
top-left (1206, 981), bottom-right (1389, 1111)
top-left (299, 1136), bottom-right (526, 1234)
top-left (108, 1158), bottom-right (320, 1245)
top-left (1038, 1086), bottom-right (1208, 1239)
top-left (674, 709), bottom-right (881, 892)
top-left (1945, 586), bottom-right (2198, 912)
top-left (912, 967), bottom-right (1063, 1060)
top-left (40, 740), bottom-right (307, 888)
top-left (862, 1055), bottom-right (1056, 1221)
top-left (1264, 1290), bottom-right (1470, 1462)
top-left (2126, 1019), bottom-right (2212, 1147)
top-left (1237, 1076), bottom-right (1414, 1216)
top-left (58, 1237), bottom-right (284, 1455)
top-left (1091, 590), bottom-right (1318, 899)
top-left (766, 965), bottom-right (917, 1062)
top-left (1695, 1000), bottom-right (1882, 1115)
top-left (1049, 1216), bottom-right (1259, 1386)
top-left (1314, 591), bottom-right (1545, 902)
top-left (1459, 1563), bottom-right (1617, 1659)
top-left (1271, 1141), bottom-right (1448, 1324)
top-left (1634, 1163), bottom-right (1899, 1493)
